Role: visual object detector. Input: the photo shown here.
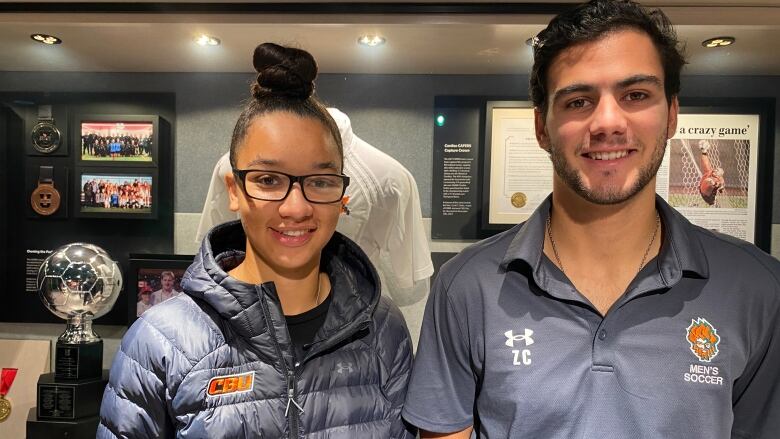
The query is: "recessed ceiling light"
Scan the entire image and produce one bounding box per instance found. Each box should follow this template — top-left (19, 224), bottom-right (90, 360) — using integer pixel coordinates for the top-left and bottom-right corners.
top-left (30, 34), bottom-right (61, 45)
top-left (195, 34), bottom-right (220, 46)
top-left (702, 36), bottom-right (735, 48)
top-left (357, 35), bottom-right (386, 47)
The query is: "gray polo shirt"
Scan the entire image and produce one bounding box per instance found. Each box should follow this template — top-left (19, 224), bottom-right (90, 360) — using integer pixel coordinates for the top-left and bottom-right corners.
top-left (403, 196), bottom-right (780, 439)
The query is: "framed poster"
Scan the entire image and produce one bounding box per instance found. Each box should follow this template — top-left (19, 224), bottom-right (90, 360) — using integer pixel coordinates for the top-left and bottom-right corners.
top-left (127, 254), bottom-right (194, 323)
top-left (660, 98), bottom-right (774, 248)
top-left (482, 100), bottom-right (551, 231)
top-left (74, 167), bottom-right (158, 219)
top-left (75, 114), bottom-right (159, 166)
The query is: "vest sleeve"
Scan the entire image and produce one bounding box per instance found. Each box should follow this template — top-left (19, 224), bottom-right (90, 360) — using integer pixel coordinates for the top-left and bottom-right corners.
top-left (375, 297), bottom-right (418, 439)
top-left (98, 318), bottom-right (175, 438)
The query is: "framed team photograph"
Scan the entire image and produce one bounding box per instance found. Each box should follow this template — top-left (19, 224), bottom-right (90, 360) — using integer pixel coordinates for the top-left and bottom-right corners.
top-left (76, 114), bottom-right (159, 166)
top-left (127, 254), bottom-right (194, 323)
top-left (75, 167), bottom-right (158, 219)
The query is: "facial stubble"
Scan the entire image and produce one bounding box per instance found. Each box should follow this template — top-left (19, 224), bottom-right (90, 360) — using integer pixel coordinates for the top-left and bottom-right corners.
top-left (549, 132), bottom-right (667, 205)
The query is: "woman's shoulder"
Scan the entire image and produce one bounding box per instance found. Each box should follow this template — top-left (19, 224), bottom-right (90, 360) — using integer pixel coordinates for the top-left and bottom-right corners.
top-left (127, 294), bottom-right (227, 366)
top-left (370, 296), bottom-right (411, 346)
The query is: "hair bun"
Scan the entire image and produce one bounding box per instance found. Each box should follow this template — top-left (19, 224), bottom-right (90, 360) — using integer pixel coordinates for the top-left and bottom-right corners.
top-left (252, 43), bottom-right (318, 100)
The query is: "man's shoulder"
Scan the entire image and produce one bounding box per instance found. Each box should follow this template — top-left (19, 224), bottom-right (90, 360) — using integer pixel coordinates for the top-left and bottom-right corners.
top-left (690, 225), bottom-right (780, 287)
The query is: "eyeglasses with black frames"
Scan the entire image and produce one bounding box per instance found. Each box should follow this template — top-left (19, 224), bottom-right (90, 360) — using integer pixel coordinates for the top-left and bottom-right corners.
top-left (232, 169), bottom-right (350, 204)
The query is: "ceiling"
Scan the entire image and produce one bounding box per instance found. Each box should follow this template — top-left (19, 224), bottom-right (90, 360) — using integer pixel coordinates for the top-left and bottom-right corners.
top-left (1, 1), bottom-right (779, 75)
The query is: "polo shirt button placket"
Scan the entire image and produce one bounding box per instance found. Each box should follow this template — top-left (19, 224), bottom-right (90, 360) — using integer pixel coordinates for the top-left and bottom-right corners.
top-left (591, 320), bottom-right (614, 373)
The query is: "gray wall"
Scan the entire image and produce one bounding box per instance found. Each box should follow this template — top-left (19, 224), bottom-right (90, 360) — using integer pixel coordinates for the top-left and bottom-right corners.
top-left (1, 71), bottom-right (778, 221)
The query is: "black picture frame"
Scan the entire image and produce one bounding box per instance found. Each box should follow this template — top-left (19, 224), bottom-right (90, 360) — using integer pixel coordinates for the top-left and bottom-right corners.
top-left (74, 167), bottom-right (158, 219)
top-left (673, 97), bottom-right (775, 252)
top-left (74, 114), bottom-right (159, 166)
top-left (481, 100), bottom-right (537, 234)
top-left (127, 254), bottom-right (195, 323)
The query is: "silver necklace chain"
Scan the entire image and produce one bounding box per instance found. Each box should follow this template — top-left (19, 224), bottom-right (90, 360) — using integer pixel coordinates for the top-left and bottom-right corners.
top-left (546, 211), bottom-right (660, 275)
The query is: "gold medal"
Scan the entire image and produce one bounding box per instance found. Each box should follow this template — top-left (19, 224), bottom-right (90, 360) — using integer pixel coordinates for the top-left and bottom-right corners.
top-left (511, 192), bottom-right (527, 208)
top-left (0, 368), bottom-right (18, 422)
top-left (0, 395), bottom-right (10, 422)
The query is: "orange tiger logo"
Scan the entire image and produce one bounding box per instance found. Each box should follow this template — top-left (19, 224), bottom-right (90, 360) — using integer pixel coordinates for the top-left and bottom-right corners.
top-left (686, 318), bottom-right (720, 362)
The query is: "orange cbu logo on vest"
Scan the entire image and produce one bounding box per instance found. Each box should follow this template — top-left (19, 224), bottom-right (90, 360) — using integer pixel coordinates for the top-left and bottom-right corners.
top-left (207, 371), bottom-right (254, 396)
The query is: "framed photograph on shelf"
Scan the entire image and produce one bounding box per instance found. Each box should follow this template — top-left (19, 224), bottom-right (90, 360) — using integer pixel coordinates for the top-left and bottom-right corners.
top-left (481, 100), bottom-right (551, 232)
top-left (74, 167), bottom-right (158, 219)
top-left (75, 114), bottom-right (159, 166)
top-left (127, 254), bottom-right (195, 323)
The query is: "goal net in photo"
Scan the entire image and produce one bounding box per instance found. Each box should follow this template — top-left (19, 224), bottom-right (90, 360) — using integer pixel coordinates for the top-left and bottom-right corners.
top-left (667, 138), bottom-right (749, 208)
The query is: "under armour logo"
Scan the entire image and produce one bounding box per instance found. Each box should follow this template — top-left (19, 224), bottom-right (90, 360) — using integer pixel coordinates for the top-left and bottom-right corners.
top-left (505, 329), bottom-right (534, 347)
top-left (335, 362), bottom-right (354, 374)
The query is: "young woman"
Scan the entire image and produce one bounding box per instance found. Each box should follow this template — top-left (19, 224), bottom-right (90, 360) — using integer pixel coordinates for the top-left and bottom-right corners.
top-left (99, 43), bottom-right (416, 438)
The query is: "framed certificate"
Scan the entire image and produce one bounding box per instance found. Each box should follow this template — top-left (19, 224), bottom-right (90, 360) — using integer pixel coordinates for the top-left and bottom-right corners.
top-left (482, 100), bottom-right (551, 230)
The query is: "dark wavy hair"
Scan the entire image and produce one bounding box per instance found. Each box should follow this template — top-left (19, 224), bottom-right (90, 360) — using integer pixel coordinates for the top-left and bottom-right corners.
top-left (529, 0), bottom-right (686, 115)
top-left (229, 43), bottom-right (343, 169)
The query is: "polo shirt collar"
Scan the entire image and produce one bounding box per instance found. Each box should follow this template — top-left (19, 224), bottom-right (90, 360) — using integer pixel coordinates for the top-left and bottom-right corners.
top-left (499, 194), bottom-right (709, 299)
top-left (654, 195), bottom-right (709, 282)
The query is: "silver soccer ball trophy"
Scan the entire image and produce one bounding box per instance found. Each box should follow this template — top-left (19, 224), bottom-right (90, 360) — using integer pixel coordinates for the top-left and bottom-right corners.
top-left (37, 243), bottom-right (123, 344)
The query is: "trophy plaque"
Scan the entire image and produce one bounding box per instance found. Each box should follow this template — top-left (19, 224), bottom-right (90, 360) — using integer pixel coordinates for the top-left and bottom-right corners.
top-left (26, 243), bottom-right (123, 438)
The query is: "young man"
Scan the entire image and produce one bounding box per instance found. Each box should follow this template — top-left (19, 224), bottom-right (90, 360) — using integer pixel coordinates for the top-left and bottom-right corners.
top-left (403, 1), bottom-right (780, 438)
top-left (150, 271), bottom-right (178, 305)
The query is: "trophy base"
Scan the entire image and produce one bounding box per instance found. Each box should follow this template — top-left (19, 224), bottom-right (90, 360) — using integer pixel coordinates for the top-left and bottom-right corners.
top-left (27, 407), bottom-right (99, 439)
top-left (55, 339), bottom-right (103, 380)
top-left (36, 370), bottom-right (108, 420)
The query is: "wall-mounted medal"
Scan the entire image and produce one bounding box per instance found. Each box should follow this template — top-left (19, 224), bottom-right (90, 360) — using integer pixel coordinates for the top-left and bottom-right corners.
top-left (0, 368), bottom-right (17, 422)
top-left (31, 165), bottom-right (61, 216)
top-left (31, 105), bottom-right (61, 154)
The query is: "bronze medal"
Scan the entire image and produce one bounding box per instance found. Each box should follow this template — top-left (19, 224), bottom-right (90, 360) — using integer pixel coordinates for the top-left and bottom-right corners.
top-left (31, 165), bottom-right (61, 216)
top-left (0, 395), bottom-right (10, 422)
top-left (511, 192), bottom-right (527, 208)
top-left (31, 184), bottom-right (61, 215)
